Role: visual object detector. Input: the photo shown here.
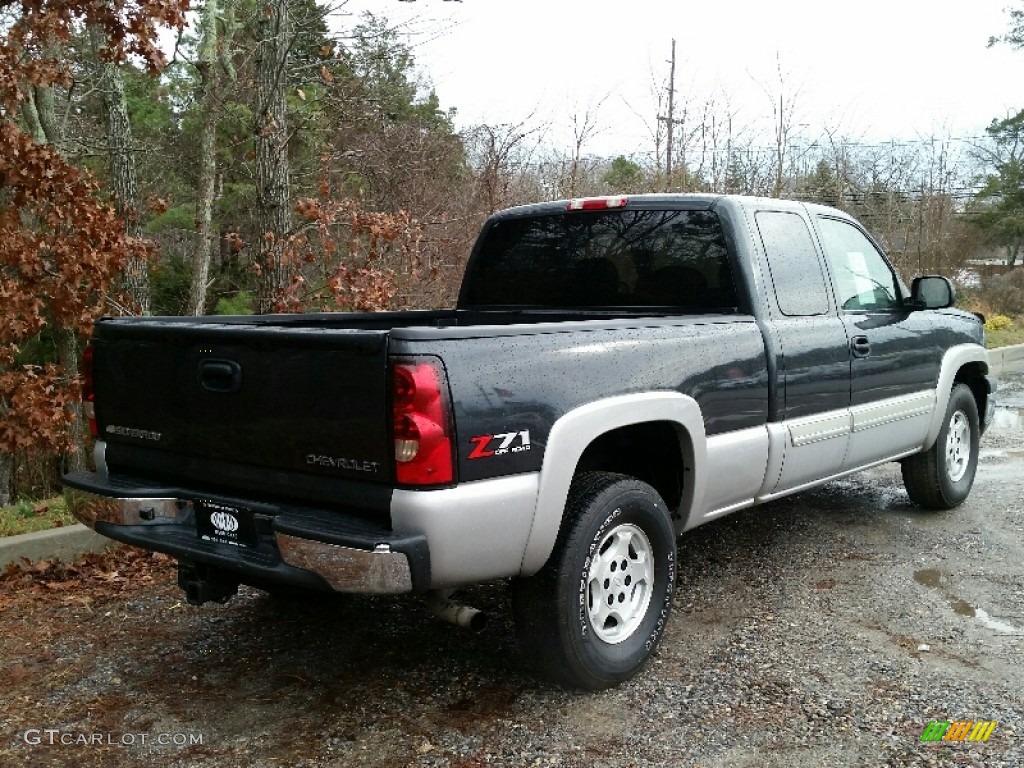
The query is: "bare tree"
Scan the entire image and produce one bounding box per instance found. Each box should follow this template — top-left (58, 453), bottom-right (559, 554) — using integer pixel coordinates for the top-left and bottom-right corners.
top-left (467, 118), bottom-right (543, 214)
top-left (566, 97), bottom-right (607, 197)
top-left (754, 54), bottom-right (802, 199)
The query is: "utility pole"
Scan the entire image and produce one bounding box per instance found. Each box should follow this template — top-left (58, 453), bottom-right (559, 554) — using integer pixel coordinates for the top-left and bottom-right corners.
top-left (657, 39), bottom-right (680, 192)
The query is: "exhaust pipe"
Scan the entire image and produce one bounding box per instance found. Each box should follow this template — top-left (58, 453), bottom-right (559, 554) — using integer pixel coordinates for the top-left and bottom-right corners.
top-left (425, 589), bottom-right (487, 632)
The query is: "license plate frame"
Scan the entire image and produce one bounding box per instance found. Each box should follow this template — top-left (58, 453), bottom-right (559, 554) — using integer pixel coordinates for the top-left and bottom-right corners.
top-left (196, 500), bottom-right (258, 548)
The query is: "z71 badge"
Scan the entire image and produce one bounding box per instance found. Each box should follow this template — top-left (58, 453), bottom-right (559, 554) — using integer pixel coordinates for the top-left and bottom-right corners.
top-left (468, 430), bottom-right (531, 459)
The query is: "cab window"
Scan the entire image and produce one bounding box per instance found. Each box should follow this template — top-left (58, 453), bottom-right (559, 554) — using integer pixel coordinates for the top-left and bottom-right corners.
top-left (817, 218), bottom-right (901, 311)
top-left (756, 211), bottom-right (830, 316)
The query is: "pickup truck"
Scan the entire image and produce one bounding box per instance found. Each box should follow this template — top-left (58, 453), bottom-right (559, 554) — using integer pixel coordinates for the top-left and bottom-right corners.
top-left (64, 194), bottom-right (996, 689)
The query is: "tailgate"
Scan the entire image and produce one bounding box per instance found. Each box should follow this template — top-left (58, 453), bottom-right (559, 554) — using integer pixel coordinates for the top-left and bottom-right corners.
top-left (92, 318), bottom-right (393, 493)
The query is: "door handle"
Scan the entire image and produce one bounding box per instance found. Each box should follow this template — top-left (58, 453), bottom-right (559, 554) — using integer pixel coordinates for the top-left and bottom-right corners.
top-left (851, 335), bottom-right (871, 358)
top-left (198, 359), bottom-right (242, 393)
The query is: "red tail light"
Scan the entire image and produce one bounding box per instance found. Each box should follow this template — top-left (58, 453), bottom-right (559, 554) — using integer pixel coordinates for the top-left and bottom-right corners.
top-left (82, 342), bottom-right (97, 437)
top-left (567, 195), bottom-right (628, 211)
top-left (390, 357), bottom-right (454, 486)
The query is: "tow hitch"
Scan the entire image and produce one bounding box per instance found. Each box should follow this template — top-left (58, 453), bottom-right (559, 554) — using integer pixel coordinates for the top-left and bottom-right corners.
top-left (177, 560), bottom-right (239, 605)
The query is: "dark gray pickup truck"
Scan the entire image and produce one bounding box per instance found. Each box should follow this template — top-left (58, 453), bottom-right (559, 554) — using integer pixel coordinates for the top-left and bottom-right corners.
top-left (64, 194), bottom-right (996, 689)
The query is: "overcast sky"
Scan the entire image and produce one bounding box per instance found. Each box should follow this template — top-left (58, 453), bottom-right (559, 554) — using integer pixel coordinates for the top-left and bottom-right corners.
top-left (336, 0), bottom-right (1024, 158)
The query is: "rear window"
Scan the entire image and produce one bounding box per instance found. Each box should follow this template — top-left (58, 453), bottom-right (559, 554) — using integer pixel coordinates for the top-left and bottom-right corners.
top-left (461, 209), bottom-right (737, 310)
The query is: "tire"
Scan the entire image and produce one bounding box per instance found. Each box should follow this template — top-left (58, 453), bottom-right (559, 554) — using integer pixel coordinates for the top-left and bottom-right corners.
top-left (511, 472), bottom-right (677, 690)
top-left (901, 383), bottom-right (980, 510)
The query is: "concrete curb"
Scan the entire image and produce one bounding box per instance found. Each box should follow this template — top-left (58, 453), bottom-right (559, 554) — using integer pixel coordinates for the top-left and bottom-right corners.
top-left (989, 342), bottom-right (1024, 377)
top-left (0, 524), bottom-right (118, 570)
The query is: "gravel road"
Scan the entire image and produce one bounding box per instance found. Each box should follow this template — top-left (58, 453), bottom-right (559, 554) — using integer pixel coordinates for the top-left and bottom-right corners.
top-left (2, 373), bottom-right (1022, 768)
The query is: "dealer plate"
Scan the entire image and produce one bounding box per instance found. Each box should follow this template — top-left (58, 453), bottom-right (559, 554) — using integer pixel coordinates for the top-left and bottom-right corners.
top-left (196, 500), bottom-right (258, 548)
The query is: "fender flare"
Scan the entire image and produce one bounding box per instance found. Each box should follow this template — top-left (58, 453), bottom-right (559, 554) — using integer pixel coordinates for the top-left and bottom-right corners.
top-left (518, 392), bottom-right (706, 576)
top-left (922, 343), bottom-right (989, 450)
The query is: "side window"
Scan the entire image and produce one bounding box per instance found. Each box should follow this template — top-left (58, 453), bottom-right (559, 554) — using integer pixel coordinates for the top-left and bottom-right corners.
top-left (755, 211), bottom-right (830, 316)
top-left (817, 218), bottom-right (901, 311)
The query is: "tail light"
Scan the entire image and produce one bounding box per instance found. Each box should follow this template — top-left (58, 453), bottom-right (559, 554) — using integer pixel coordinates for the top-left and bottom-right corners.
top-left (567, 195), bottom-right (628, 211)
top-left (82, 342), bottom-right (97, 437)
top-left (390, 357), bottom-right (454, 486)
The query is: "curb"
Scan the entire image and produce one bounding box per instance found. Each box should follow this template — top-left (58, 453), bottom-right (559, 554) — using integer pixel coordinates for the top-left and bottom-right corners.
top-left (0, 524), bottom-right (118, 570)
top-left (989, 342), bottom-right (1024, 377)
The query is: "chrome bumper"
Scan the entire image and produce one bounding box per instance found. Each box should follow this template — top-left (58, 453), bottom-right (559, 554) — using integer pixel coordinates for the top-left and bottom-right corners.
top-left (276, 534), bottom-right (412, 593)
top-left (64, 487), bottom-right (414, 595)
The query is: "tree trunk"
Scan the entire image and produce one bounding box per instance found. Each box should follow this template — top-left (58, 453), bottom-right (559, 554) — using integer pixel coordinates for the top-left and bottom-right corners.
top-left (55, 328), bottom-right (88, 473)
top-left (254, 0), bottom-right (292, 314)
top-left (90, 26), bottom-right (150, 314)
top-left (188, 0), bottom-right (222, 316)
top-left (20, 93), bottom-right (47, 145)
top-left (1007, 243), bottom-right (1020, 267)
top-left (0, 453), bottom-right (10, 507)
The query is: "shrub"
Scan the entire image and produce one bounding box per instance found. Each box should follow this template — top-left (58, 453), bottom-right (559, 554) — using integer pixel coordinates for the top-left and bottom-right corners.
top-left (985, 314), bottom-right (1014, 331)
top-left (974, 269), bottom-right (1024, 318)
top-left (214, 291), bottom-right (255, 315)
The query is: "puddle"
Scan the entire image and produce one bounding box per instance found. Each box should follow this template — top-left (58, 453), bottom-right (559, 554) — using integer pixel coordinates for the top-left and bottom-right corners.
top-left (982, 448), bottom-right (1024, 459)
top-left (913, 568), bottom-right (941, 589)
top-left (976, 608), bottom-right (1022, 634)
top-left (991, 407), bottom-right (1024, 430)
top-left (950, 599), bottom-right (975, 618)
top-left (913, 568), bottom-right (1022, 635)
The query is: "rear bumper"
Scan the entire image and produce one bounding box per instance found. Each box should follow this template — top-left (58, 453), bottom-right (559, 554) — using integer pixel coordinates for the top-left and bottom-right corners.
top-left (62, 473), bottom-right (428, 594)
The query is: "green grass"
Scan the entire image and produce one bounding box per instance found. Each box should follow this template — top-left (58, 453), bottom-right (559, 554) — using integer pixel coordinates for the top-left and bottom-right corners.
top-left (986, 322), bottom-right (1024, 349)
top-left (0, 496), bottom-right (75, 537)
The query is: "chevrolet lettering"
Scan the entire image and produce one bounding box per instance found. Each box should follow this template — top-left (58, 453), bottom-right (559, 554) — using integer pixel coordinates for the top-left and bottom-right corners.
top-left (305, 455), bottom-right (381, 473)
top-left (105, 425), bottom-right (161, 441)
top-left (64, 194), bottom-right (995, 690)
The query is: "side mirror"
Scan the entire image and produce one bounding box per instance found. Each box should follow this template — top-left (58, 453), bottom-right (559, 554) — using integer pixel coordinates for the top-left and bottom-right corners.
top-left (910, 275), bottom-right (955, 309)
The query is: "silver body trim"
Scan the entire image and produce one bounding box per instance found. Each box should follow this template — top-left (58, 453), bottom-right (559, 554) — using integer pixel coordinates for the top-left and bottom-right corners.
top-left (851, 390), bottom-right (934, 432)
top-left (390, 473), bottom-right (540, 588)
top-left (772, 415), bottom-right (850, 496)
top-left (844, 391), bottom-right (934, 470)
top-left (695, 426), bottom-right (770, 527)
top-left (756, 449), bottom-right (920, 503)
top-left (520, 392), bottom-right (706, 575)
top-left (788, 411), bottom-right (851, 447)
top-left (922, 343), bottom-right (989, 449)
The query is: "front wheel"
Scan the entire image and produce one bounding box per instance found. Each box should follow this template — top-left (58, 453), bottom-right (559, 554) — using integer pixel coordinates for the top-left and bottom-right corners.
top-left (901, 383), bottom-right (980, 509)
top-left (511, 472), bottom-right (677, 690)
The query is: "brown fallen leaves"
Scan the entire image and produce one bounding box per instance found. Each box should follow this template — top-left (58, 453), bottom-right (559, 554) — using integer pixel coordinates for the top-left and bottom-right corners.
top-left (0, 546), bottom-right (175, 608)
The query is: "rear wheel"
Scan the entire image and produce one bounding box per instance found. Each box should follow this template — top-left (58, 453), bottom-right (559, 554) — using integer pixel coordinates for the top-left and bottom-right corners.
top-left (511, 472), bottom-right (677, 690)
top-left (901, 383), bottom-right (979, 509)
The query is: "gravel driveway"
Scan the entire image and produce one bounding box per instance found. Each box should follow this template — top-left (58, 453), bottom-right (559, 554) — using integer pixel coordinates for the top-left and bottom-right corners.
top-left (2, 373), bottom-right (1022, 768)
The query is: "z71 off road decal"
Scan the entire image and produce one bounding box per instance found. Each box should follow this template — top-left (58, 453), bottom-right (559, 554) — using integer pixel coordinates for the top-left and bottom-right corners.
top-left (468, 430), bottom-right (531, 459)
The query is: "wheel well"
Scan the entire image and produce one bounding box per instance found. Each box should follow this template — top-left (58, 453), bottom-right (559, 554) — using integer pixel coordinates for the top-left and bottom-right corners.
top-left (574, 422), bottom-right (688, 516)
top-left (954, 363), bottom-right (988, 418)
